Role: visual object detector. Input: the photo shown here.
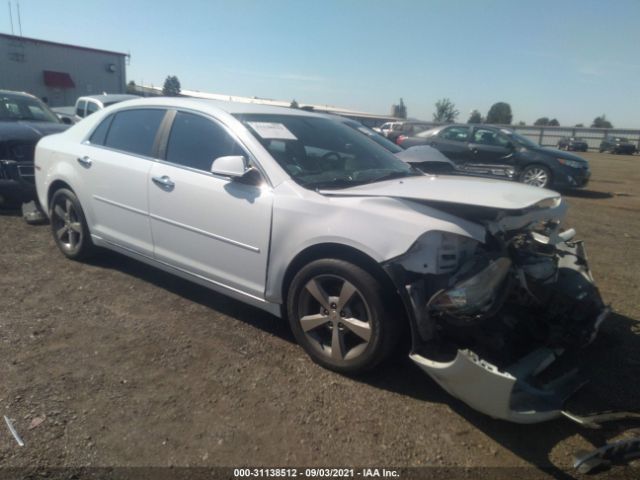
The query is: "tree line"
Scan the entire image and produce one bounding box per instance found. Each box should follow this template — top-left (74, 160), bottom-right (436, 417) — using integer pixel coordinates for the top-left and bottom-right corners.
top-left (395, 97), bottom-right (615, 128)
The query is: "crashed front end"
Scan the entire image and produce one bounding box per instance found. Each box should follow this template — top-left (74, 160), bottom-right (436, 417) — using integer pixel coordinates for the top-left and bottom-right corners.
top-left (383, 197), bottom-right (609, 423)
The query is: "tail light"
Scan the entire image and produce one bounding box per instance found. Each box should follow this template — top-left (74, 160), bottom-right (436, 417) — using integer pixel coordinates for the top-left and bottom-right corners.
top-left (397, 135), bottom-right (408, 145)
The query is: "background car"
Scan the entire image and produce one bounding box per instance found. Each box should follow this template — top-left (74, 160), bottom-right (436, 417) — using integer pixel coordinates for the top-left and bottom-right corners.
top-left (599, 135), bottom-right (637, 155)
top-left (398, 124), bottom-right (591, 189)
top-left (331, 116), bottom-right (456, 174)
top-left (557, 136), bottom-right (588, 152)
top-left (0, 90), bottom-right (68, 209)
top-left (52, 93), bottom-right (138, 124)
top-left (380, 120), bottom-right (433, 144)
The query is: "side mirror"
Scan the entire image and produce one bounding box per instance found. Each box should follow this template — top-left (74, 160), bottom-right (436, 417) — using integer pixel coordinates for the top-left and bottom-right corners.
top-left (58, 115), bottom-right (72, 125)
top-left (210, 155), bottom-right (247, 178)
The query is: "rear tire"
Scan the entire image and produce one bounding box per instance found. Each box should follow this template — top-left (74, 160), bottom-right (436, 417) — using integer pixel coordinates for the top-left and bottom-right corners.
top-left (49, 188), bottom-right (96, 260)
top-left (287, 259), bottom-right (400, 374)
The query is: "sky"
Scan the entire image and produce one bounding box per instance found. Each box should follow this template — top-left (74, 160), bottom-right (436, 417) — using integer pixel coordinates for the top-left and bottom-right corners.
top-left (4, 0), bottom-right (640, 127)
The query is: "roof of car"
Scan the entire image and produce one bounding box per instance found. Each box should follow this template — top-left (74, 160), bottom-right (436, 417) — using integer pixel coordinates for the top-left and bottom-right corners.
top-left (109, 96), bottom-right (324, 117)
top-left (81, 94), bottom-right (139, 103)
top-left (0, 89), bottom-right (38, 99)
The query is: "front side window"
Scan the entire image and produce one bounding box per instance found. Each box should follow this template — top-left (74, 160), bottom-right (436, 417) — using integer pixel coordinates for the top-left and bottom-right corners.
top-left (439, 126), bottom-right (470, 142)
top-left (235, 113), bottom-right (418, 189)
top-left (473, 128), bottom-right (511, 147)
top-left (104, 109), bottom-right (166, 157)
top-left (166, 112), bottom-right (245, 171)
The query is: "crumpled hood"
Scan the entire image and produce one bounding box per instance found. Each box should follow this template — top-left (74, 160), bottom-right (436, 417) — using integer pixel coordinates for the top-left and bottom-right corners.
top-left (320, 175), bottom-right (560, 211)
top-left (0, 121), bottom-right (68, 143)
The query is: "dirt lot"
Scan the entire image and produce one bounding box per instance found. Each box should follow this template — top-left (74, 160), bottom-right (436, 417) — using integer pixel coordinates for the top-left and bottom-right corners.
top-left (1, 152), bottom-right (639, 477)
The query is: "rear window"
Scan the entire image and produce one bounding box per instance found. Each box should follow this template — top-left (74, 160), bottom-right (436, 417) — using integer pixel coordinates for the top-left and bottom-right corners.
top-left (104, 109), bottom-right (166, 157)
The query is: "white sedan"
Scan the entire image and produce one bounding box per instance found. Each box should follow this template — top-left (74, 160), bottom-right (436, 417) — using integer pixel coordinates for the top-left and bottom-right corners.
top-left (35, 98), bottom-right (608, 423)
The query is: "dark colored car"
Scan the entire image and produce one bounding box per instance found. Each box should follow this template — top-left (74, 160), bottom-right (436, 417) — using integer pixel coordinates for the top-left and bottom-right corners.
top-left (0, 90), bottom-right (68, 208)
top-left (557, 136), bottom-right (588, 152)
top-left (599, 135), bottom-right (637, 155)
top-left (399, 124), bottom-right (590, 189)
top-left (335, 117), bottom-right (455, 173)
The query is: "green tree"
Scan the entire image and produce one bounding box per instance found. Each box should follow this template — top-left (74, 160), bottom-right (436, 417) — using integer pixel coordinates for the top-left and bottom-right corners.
top-left (433, 98), bottom-right (459, 123)
top-left (126, 80), bottom-right (137, 94)
top-left (534, 117), bottom-right (550, 126)
top-left (486, 102), bottom-right (512, 124)
top-left (290, 99), bottom-right (299, 109)
top-left (467, 109), bottom-right (483, 124)
top-left (391, 98), bottom-right (407, 119)
top-left (591, 115), bottom-right (613, 128)
top-left (517, 121), bottom-right (526, 126)
top-left (162, 75), bottom-right (181, 96)
top-left (548, 118), bottom-right (560, 126)
top-left (575, 123), bottom-right (584, 127)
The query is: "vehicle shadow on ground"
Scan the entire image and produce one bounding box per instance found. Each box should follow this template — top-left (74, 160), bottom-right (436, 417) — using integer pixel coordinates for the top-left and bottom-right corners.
top-left (86, 250), bottom-right (296, 341)
top-left (358, 312), bottom-right (640, 478)
top-left (87, 251), bottom-right (640, 477)
top-left (563, 189), bottom-right (614, 200)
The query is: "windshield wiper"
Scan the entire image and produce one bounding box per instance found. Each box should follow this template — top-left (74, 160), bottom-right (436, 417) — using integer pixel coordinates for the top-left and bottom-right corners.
top-left (370, 171), bottom-right (422, 184)
top-left (302, 179), bottom-right (366, 190)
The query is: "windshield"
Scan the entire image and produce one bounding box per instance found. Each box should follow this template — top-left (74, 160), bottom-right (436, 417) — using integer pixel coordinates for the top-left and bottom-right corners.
top-left (342, 120), bottom-right (403, 153)
top-left (235, 114), bottom-right (420, 189)
top-left (0, 93), bottom-right (60, 123)
top-left (508, 132), bottom-right (539, 148)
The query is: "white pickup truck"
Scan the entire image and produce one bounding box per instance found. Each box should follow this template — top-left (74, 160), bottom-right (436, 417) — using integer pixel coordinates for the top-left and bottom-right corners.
top-left (52, 94), bottom-right (137, 124)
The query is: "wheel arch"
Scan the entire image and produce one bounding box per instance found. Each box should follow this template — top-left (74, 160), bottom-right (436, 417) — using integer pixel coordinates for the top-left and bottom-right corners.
top-left (47, 179), bottom-right (75, 211)
top-left (281, 242), bottom-right (408, 324)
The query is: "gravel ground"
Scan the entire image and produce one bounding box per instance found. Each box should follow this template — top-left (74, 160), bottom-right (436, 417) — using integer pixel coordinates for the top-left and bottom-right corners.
top-left (1, 152), bottom-right (639, 478)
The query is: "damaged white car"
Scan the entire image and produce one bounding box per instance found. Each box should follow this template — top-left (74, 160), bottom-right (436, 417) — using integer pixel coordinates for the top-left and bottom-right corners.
top-left (34, 98), bottom-right (608, 423)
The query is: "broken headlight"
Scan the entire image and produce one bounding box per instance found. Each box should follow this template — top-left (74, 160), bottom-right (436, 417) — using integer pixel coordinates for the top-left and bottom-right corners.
top-left (429, 256), bottom-right (511, 316)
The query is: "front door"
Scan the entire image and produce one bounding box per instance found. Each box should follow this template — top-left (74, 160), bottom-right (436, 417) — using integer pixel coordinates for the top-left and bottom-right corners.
top-left (467, 127), bottom-right (515, 166)
top-left (148, 111), bottom-right (273, 299)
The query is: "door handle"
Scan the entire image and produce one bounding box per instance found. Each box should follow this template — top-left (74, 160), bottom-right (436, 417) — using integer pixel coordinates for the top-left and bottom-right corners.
top-left (77, 156), bottom-right (92, 168)
top-left (152, 175), bottom-right (175, 190)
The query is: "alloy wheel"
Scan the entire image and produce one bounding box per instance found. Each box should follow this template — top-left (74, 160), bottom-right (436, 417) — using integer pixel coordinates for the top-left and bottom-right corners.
top-left (297, 274), bottom-right (372, 363)
top-left (522, 166), bottom-right (550, 188)
top-left (51, 197), bottom-right (83, 253)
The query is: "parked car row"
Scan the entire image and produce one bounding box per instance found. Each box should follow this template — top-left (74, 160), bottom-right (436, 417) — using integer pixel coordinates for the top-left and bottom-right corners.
top-left (31, 96), bottom-right (609, 423)
top-left (52, 93), bottom-right (138, 124)
top-left (395, 123), bottom-right (591, 189)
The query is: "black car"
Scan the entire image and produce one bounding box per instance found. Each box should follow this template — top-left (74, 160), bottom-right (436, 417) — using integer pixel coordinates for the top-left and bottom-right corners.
top-left (557, 136), bottom-right (588, 152)
top-left (399, 124), bottom-right (590, 189)
top-left (0, 90), bottom-right (68, 208)
top-left (599, 135), bottom-right (636, 155)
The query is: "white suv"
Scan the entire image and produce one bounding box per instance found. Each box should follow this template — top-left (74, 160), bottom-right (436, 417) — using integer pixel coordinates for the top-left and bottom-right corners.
top-left (35, 97), bottom-right (608, 423)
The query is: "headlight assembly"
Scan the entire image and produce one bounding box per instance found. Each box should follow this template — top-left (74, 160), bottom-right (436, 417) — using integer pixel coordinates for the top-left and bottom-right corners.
top-left (558, 158), bottom-right (584, 169)
top-left (429, 256), bottom-right (511, 316)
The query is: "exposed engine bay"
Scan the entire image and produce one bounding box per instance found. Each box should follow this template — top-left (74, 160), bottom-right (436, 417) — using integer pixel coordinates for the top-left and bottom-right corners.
top-left (383, 203), bottom-right (609, 423)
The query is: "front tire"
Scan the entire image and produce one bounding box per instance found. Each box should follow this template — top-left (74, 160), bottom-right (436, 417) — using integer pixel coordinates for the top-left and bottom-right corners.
top-left (287, 259), bottom-right (400, 374)
top-left (49, 188), bottom-right (96, 260)
top-left (521, 164), bottom-right (552, 188)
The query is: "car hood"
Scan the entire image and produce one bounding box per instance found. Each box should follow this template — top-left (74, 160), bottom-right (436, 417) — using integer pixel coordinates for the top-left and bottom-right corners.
top-left (537, 146), bottom-right (588, 163)
top-left (0, 121), bottom-right (68, 142)
top-left (319, 175), bottom-right (559, 211)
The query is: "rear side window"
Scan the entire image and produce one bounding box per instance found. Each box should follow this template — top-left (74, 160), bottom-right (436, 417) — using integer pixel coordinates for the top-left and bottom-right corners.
top-left (76, 100), bottom-right (86, 118)
top-left (165, 111), bottom-right (245, 171)
top-left (89, 114), bottom-right (113, 145)
top-left (86, 102), bottom-right (99, 116)
top-left (104, 109), bottom-right (166, 157)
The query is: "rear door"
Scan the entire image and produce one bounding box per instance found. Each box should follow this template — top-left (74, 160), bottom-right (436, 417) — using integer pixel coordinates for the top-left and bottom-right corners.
top-left (148, 110), bottom-right (273, 298)
top-left (429, 125), bottom-right (471, 163)
top-left (467, 127), bottom-right (514, 166)
top-left (81, 108), bottom-right (167, 255)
